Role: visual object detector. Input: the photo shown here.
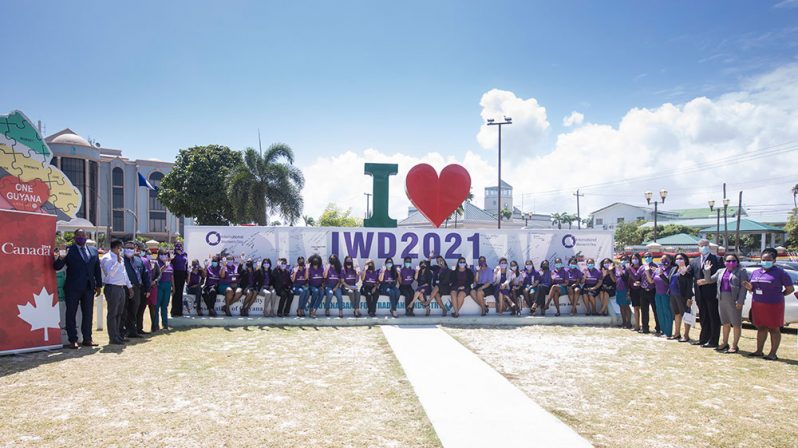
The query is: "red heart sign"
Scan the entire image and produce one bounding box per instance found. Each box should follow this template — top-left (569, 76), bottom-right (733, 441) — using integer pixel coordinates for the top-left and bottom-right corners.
top-left (0, 177), bottom-right (50, 212)
top-left (405, 164), bottom-right (471, 228)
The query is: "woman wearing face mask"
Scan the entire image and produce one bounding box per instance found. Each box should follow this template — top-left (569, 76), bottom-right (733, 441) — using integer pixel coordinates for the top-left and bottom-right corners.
top-left (252, 258), bottom-right (275, 317)
top-left (451, 257), bottom-right (475, 318)
top-left (187, 259), bottom-right (205, 315)
top-left (521, 260), bottom-right (537, 313)
top-left (741, 248), bottom-right (794, 360)
top-left (306, 254), bottom-right (325, 318)
top-left (273, 258), bottom-right (293, 317)
top-left (233, 258), bottom-right (256, 316)
top-left (548, 258), bottom-right (568, 316)
top-left (323, 255), bottom-right (344, 318)
top-left (615, 257), bottom-right (632, 328)
top-left (292, 257), bottom-right (309, 317)
top-left (409, 260), bottom-right (435, 316)
top-left (221, 256), bottom-right (243, 317)
top-left (430, 256), bottom-right (451, 317)
top-left (629, 253), bottom-right (644, 331)
top-left (472, 256), bottom-right (493, 315)
top-left (636, 252), bottom-right (658, 334)
top-left (493, 258), bottom-right (518, 315)
top-left (532, 260), bottom-right (553, 316)
top-left (200, 256), bottom-right (221, 317)
top-left (398, 257), bottom-right (417, 316)
top-left (566, 257), bottom-right (584, 315)
top-left (598, 258), bottom-right (616, 316)
top-left (509, 261), bottom-right (525, 316)
top-left (145, 252), bottom-right (161, 332)
top-left (697, 254), bottom-right (748, 352)
top-left (582, 258), bottom-right (602, 316)
top-left (379, 257), bottom-right (401, 318)
top-left (170, 242), bottom-right (188, 317)
top-left (155, 250), bottom-right (174, 329)
top-left (361, 260), bottom-right (380, 317)
top-left (341, 257), bottom-right (361, 317)
top-left (669, 253), bottom-right (694, 342)
top-left (653, 254), bottom-right (675, 338)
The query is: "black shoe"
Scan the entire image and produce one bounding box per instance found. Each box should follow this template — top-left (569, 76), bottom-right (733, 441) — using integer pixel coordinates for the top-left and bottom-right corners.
top-left (702, 343), bottom-right (718, 348)
top-left (127, 333), bottom-right (143, 339)
top-left (690, 340), bottom-right (704, 346)
top-left (138, 331), bottom-right (149, 335)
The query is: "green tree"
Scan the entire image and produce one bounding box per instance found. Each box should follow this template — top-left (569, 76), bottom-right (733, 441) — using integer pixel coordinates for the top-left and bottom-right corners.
top-left (227, 145), bottom-right (305, 226)
top-left (614, 221), bottom-right (643, 250)
top-left (270, 220), bottom-right (282, 226)
top-left (785, 213), bottom-right (798, 247)
top-left (561, 213), bottom-right (577, 229)
top-left (318, 203), bottom-right (362, 227)
top-left (452, 191), bottom-right (474, 229)
top-left (302, 215), bottom-right (316, 227)
top-left (158, 145), bottom-right (243, 225)
top-left (501, 206), bottom-right (513, 221)
top-left (551, 212), bottom-right (565, 229)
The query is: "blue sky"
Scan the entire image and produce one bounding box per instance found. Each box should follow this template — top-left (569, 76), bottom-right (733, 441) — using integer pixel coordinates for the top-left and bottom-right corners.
top-left (3, 0), bottom-right (798, 218)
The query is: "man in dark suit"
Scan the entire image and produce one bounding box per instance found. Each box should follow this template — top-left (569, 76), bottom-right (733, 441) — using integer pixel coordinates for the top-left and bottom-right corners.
top-left (53, 229), bottom-right (102, 349)
top-left (691, 238), bottom-right (722, 347)
top-left (122, 240), bottom-right (150, 339)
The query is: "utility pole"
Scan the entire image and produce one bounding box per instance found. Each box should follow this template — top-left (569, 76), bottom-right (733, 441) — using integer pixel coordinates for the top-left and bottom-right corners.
top-left (364, 193), bottom-right (372, 219)
top-left (573, 189), bottom-right (584, 229)
top-left (486, 117), bottom-right (512, 229)
top-left (735, 191), bottom-right (743, 254)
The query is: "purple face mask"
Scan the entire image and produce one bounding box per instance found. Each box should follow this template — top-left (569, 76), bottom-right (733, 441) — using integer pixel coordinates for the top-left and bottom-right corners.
top-left (74, 236), bottom-right (87, 245)
top-left (725, 260), bottom-right (737, 269)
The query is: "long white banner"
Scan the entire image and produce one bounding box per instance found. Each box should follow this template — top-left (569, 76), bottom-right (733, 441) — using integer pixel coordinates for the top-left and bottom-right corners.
top-left (185, 226), bottom-right (613, 266)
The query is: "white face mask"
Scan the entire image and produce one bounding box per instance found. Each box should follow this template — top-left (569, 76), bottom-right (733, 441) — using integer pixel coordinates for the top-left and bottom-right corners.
top-left (124, 248), bottom-right (135, 258)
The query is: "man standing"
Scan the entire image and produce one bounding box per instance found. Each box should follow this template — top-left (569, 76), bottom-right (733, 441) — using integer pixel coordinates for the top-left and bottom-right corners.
top-left (53, 229), bottom-right (102, 349)
top-left (171, 242), bottom-right (188, 317)
top-left (691, 239), bottom-right (722, 347)
top-left (122, 241), bottom-right (149, 339)
top-left (101, 240), bottom-right (133, 345)
top-left (135, 241), bottom-right (154, 335)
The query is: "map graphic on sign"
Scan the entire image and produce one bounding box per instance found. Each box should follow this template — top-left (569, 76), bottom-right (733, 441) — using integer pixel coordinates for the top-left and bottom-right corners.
top-left (0, 110), bottom-right (82, 218)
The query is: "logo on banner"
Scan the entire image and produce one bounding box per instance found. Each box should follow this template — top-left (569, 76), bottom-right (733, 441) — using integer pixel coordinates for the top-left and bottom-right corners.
top-left (17, 287), bottom-right (60, 342)
top-left (562, 234), bottom-right (576, 248)
top-left (206, 231), bottom-right (221, 246)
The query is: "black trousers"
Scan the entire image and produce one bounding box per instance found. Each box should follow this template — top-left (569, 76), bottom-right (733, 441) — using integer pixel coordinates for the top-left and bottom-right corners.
top-left (172, 270), bottom-right (187, 316)
top-left (399, 285), bottom-right (415, 310)
top-left (201, 285), bottom-right (218, 314)
top-left (534, 285), bottom-right (551, 307)
top-left (136, 288), bottom-right (148, 333)
top-left (64, 287), bottom-right (94, 343)
top-left (699, 294), bottom-right (721, 345)
top-left (277, 288), bottom-right (293, 315)
top-left (124, 285), bottom-right (141, 337)
top-left (640, 289), bottom-right (655, 332)
top-left (362, 286), bottom-right (379, 314)
top-left (187, 285), bottom-right (201, 311)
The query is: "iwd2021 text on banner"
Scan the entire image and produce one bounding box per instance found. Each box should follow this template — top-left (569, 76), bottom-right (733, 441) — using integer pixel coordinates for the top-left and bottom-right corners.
top-left (0, 209), bottom-right (61, 355)
top-left (185, 226), bottom-right (614, 267)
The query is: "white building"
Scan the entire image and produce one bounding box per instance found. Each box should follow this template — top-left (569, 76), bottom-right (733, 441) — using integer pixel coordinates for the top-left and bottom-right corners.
top-left (588, 202), bottom-right (677, 231)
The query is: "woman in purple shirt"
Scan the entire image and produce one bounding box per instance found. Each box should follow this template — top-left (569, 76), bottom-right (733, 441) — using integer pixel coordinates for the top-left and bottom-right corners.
top-left (742, 248), bottom-right (795, 360)
top-left (566, 257), bottom-right (584, 315)
top-left (532, 260), bottom-right (553, 316)
top-left (361, 260), bottom-right (380, 317)
top-left (323, 255), bottom-right (344, 318)
top-left (614, 256), bottom-right (632, 328)
top-left (170, 242), bottom-right (188, 317)
top-left (582, 258), bottom-right (602, 316)
top-left (292, 256), bottom-right (309, 317)
top-left (306, 254), bottom-right (325, 318)
top-left (628, 253), bottom-right (643, 331)
top-left (255, 258), bottom-right (275, 317)
top-left (200, 255), bottom-right (221, 317)
top-left (509, 261), bottom-right (524, 316)
top-left (408, 260), bottom-right (435, 316)
top-left (187, 259), bottom-right (205, 315)
top-left (451, 257), bottom-right (475, 318)
top-left (379, 257), bottom-right (401, 317)
top-left (156, 250), bottom-right (174, 330)
top-left (548, 258), bottom-right (569, 316)
top-left (341, 256), bottom-right (361, 317)
top-left (398, 257), bottom-right (417, 316)
top-left (653, 254), bottom-right (675, 337)
top-left (472, 256), bottom-right (493, 315)
top-left (493, 258), bottom-right (518, 315)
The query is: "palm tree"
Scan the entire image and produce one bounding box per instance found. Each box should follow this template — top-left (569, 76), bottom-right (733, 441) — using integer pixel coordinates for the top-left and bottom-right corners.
top-left (227, 144), bottom-right (305, 226)
top-left (551, 212), bottom-right (564, 229)
top-left (792, 184), bottom-right (798, 210)
top-left (501, 207), bottom-right (512, 221)
top-left (562, 213), bottom-right (575, 229)
top-left (302, 215), bottom-right (316, 227)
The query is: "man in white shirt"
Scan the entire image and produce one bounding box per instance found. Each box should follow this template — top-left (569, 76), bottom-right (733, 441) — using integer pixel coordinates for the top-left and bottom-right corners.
top-left (101, 240), bottom-right (133, 345)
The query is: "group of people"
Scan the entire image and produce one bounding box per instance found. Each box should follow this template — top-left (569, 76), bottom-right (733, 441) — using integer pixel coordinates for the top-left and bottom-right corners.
top-left (54, 230), bottom-right (794, 359)
top-left (53, 230), bottom-right (189, 348)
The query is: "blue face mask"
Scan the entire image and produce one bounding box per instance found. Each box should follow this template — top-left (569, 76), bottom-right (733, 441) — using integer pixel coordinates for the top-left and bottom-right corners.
top-left (569, 264), bottom-right (578, 269)
top-left (587, 264), bottom-right (595, 269)
top-left (645, 257), bottom-right (653, 264)
top-left (211, 261), bottom-right (218, 267)
top-left (699, 246), bottom-right (710, 255)
top-left (386, 263), bottom-right (393, 269)
top-left (555, 263), bottom-right (563, 269)
top-left (761, 261), bottom-right (774, 269)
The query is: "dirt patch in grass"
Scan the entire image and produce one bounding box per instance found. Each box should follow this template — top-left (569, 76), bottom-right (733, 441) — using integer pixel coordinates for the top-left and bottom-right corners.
top-left (0, 326), bottom-right (440, 448)
top-left (445, 325), bottom-right (798, 448)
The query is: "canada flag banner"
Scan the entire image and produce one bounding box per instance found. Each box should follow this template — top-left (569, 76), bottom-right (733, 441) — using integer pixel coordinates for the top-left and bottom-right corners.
top-left (0, 209), bottom-right (60, 354)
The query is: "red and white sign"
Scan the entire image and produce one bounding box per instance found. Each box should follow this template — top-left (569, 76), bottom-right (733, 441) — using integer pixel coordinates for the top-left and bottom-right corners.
top-left (0, 209), bottom-right (60, 354)
top-left (0, 176), bottom-right (49, 213)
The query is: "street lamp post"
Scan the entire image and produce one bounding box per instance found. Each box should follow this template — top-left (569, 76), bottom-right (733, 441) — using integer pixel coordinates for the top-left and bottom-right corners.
top-left (124, 208), bottom-right (138, 240)
top-left (644, 189), bottom-right (668, 242)
top-left (486, 117), bottom-right (512, 229)
top-left (523, 212), bottom-right (531, 227)
top-left (709, 200), bottom-right (721, 244)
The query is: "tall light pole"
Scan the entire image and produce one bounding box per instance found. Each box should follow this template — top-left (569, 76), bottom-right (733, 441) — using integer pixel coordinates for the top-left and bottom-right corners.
top-left (486, 117), bottom-right (512, 229)
top-left (709, 200), bottom-right (721, 244)
top-left (644, 189), bottom-right (668, 242)
top-left (574, 189), bottom-right (584, 229)
top-left (722, 182), bottom-right (730, 251)
top-left (124, 208), bottom-right (138, 240)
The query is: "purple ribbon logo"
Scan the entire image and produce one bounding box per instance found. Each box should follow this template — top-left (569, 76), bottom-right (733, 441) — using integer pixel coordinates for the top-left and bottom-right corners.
top-left (562, 234), bottom-right (576, 249)
top-left (206, 231), bottom-right (221, 246)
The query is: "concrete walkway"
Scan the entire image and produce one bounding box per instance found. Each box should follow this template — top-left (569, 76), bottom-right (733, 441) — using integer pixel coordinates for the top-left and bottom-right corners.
top-left (382, 325), bottom-right (592, 448)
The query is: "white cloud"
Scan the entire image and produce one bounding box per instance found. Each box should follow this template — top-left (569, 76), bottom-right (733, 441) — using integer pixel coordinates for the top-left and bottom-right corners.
top-left (774, 0), bottom-right (798, 8)
top-left (475, 89), bottom-right (549, 155)
top-left (300, 64), bottom-right (798, 223)
top-left (562, 111), bottom-right (584, 127)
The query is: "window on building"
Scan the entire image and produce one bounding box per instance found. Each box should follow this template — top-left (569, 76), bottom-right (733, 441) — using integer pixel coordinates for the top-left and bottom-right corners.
top-left (88, 161), bottom-right (98, 224)
top-left (595, 218), bottom-right (604, 225)
top-left (148, 171), bottom-right (166, 233)
top-left (60, 157), bottom-right (85, 218)
top-left (112, 167), bottom-right (124, 232)
top-left (617, 217), bottom-right (624, 224)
